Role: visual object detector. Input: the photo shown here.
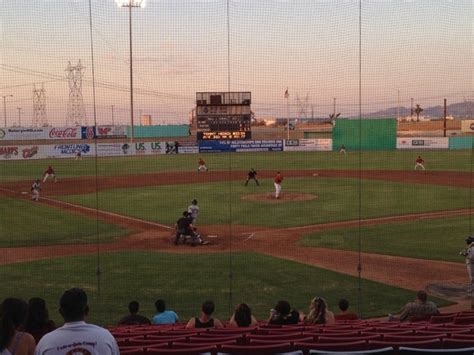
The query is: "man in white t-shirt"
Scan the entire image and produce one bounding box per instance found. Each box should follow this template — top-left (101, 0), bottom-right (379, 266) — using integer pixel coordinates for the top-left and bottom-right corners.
top-left (35, 288), bottom-right (119, 355)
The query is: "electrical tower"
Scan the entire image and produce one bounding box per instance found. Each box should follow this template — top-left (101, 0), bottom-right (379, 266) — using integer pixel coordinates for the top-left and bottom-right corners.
top-left (65, 60), bottom-right (86, 126)
top-left (33, 83), bottom-right (48, 127)
top-left (295, 92), bottom-right (310, 120)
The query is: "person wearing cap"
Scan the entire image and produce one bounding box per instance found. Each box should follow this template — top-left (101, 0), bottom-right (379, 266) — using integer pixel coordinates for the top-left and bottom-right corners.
top-left (35, 288), bottom-right (119, 355)
top-left (187, 199), bottom-right (200, 225)
top-left (392, 290), bottom-right (439, 322)
top-left (461, 236), bottom-right (474, 293)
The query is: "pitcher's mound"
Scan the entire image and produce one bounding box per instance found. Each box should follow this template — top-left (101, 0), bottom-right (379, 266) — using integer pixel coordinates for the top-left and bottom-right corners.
top-left (241, 192), bottom-right (318, 203)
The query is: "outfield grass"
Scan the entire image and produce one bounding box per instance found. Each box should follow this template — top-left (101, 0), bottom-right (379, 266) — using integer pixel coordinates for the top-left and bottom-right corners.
top-left (0, 150), bottom-right (471, 182)
top-left (0, 197), bottom-right (129, 247)
top-left (0, 251), bottom-right (451, 326)
top-left (300, 215), bottom-right (470, 263)
top-left (59, 177), bottom-right (469, 228)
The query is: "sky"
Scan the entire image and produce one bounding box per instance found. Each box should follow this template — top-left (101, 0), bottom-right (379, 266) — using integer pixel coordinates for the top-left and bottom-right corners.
top-left (0, 0), bottom-right (472, 126)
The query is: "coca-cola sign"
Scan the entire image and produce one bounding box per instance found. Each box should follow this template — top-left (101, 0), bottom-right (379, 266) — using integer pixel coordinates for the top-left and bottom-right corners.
top-left (49, 128), bottom-right (79, 139)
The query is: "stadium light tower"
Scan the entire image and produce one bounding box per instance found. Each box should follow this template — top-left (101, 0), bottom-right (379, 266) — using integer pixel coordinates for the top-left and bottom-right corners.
top-left (115, 0), bottom-right (146, 144)
top-left (2, 94), bottom-right (13, 127)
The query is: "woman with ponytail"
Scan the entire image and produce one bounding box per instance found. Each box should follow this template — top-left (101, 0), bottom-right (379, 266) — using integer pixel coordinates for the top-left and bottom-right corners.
top-left (300, 297), bottom-right (335, 325)
top-left (0, 298), bottom-right (35, 355)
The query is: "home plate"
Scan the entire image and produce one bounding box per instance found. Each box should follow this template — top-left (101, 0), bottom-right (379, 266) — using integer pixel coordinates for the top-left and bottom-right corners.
top-left (207, 235), bottom-right (218, 238)
top-left (312, 173), bottom-right (319, 176)
top-left (21, 191), bottom-right (29, 194)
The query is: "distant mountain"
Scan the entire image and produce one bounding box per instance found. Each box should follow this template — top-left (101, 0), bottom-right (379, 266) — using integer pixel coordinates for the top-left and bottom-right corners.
top-left (362, 101), bottom-right (473, 119)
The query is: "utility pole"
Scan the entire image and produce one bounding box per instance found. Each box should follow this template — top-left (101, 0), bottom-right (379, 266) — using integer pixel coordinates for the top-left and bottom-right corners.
top-left (17, 107), bottom-right (22, 127)
top-left (111, 105), bottom-right (115, 126)
top-left (333, 97), bottom-right (336, 117)
top-left (443, 98), bottom-right (447, 137)
top-left (397, 90), bottom-right (400, 122)
top-left (410, 97), bottom-right (414, 121)
top-left (2, 94), bottom-right (13, 127)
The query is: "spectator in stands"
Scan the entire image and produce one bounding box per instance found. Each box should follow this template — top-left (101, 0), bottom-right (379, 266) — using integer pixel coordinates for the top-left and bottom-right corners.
top-left (268, 300), bottom-right (300, 325)
top-left (334, 298), bottom-right (358, 321)
top-left (395, 290), bottom-right (440, 322)
top-left (228, 303), bottom-right (258, 328)
top-left (22, 297), bottom-right (56, 344)
top-left (151, 299), bottom-right (178, 325)
top-left (186, 300), bottom-right (223, 329)
top-left (0, 298), bottom-right (35, 355)
top-left (35, 288), bottom-right (119, 355)
top-left (118, 301), bottom-right (151, 326)
top-left (300, 297), bottom-right (335, 325)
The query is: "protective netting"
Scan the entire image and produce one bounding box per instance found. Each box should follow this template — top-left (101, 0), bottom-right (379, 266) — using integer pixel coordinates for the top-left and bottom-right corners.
top-left (0, 0), bottom-right (473, 326)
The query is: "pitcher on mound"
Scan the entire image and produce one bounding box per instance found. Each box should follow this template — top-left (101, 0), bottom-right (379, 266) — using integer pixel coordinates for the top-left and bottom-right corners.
top-left (274, 172), bottom-right (283, 199)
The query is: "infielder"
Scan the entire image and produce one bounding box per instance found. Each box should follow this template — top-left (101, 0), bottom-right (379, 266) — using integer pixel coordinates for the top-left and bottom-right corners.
top-left (461, 236), bottom-right (474, 293)
top-left (31, 179), bottom-right (41, 201)
top-left (75, 148), bottom-right (82, 161)
top-left (187, 199), bottom-right (200, 225)
top-left (414, 156), bottom-right (425, 170)
top-left (274, 172), bottom-right (283, 199)
top-left (43, 165), bottom-right (57, 183)
top-left (245, 168), bottom-right (260, 186)
top-left (198, 158), bottom-right (208, 172)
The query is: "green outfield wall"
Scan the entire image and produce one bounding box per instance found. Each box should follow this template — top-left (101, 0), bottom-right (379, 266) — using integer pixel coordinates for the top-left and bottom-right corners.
top-left (126, 125), bottom-right (190, 138)
top-left (449, 136), bottom-right (473, 149)
top-left (332, 118), bottom-right (397, 151)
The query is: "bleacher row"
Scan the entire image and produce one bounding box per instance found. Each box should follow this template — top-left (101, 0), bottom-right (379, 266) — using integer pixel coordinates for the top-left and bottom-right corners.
top-left (108, 311), bottom-right (474, 355)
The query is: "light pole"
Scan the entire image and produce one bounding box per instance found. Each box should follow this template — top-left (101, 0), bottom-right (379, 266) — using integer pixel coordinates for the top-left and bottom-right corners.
top-left (111, 104), bottom-right (115, 126)
top-left (2, 94), bottom-right (13, 127)
top-left (116, 0), bottom-right (145, 145)
top-left (17, 107), bottom-right (22, 127)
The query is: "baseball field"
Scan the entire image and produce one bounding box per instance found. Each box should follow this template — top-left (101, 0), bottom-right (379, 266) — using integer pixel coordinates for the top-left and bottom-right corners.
top-left (0, 149), bottom-right (472, 325)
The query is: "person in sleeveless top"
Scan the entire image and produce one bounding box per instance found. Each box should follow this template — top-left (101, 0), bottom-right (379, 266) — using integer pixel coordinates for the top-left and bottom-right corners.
top-left (0, 298), bottom-right (35, 355)
top-left (185, 300), bottom-right (223, 329)
top-left (228, 303), bottom-right (258, 328)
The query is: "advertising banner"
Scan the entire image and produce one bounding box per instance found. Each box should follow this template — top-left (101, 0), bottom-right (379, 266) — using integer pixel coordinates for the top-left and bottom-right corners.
top-left (284, 138), bottom-right (332, 151)
top-left (0, 127), bottom-right (83, 141)
top-left (96, 125), bottom-right (127, 139)
top-left (49, 143), bottom-right (93, 158)
top-left (199, 140), bottom-right (283, 153)
top-left (461, 120), bottom-right (474, 133)
top-left (397, 137), bottom-right (449, 149)
top-left (96, 142), bottom-right (133, 156)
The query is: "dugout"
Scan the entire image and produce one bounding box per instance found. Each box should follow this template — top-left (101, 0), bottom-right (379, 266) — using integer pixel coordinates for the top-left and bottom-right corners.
top-left (332, 118), bottom-right (397, 151)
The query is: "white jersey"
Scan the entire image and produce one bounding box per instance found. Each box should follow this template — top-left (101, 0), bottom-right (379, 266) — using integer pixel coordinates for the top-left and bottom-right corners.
top-left (35, 321), bottom-right (119, 355)
top-left (466, 244), bottom-right (474, 265)
top-left (188, 204), bottom-right (199, 219)
top-left (31, 182), bottom-right (41, 191)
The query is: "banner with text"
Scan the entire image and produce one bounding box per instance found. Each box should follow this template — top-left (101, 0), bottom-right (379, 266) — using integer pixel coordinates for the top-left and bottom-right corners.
top-left (284, 138), bottom-right (332, 151)
top-left (199, 140), bottom-right (284, 153)
top-left (397, 137), bottom-right (449, 149)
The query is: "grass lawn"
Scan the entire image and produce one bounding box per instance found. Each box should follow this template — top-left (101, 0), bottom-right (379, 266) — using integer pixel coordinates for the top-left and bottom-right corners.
top-left (300, 215), bottom-right (470, 263)
top-left (59, 177), bottom-right (469, 228)
top-left (0, 150), bottom-right (470, 182)
top-left (0, 251), bottom-right (451, 326)
top-left (0, 197), bottom-right (130, 247)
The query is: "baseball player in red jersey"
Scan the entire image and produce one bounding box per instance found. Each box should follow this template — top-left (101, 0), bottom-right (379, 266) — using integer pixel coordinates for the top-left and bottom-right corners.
top-left (274, 172), bottom-right (283, 199)
top-left (197, 158), bottom-right (208, 172)
top-left (43, 165), bottom-right (58, 182)
top-left (414, 156), bottom-right (425, 170)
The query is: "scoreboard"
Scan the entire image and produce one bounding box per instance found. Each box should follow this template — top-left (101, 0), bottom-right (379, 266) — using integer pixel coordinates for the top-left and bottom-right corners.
top-left (196, 92), bottom-right (251, 140)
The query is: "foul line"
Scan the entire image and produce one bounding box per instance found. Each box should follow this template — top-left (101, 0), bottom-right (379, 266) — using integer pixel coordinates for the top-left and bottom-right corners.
top-left (0, 187), bottom-right (173, 231)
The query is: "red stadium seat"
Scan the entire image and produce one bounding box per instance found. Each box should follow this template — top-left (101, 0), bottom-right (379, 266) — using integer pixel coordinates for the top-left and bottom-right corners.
top-left (247, 332), bottom-right (305, 341)
top-left (146, 345), bottom-right (216, 354)
top-left (442, 338), bottom-right (474, 348)
top-left (317, 334), bottom-right (381, 342)
top-left (219, 342), bottom-right (293, 354)
top-left (382, 334), bottom-right (443, 342)
top-left (450, 333), bottom-right (474, 340)
top-left (186, 335), bottom-right (243, 344)
top-left (369, 338), bottom-right (442, 350)
top-left (249, 337), bottom-right (313, 345)
top-left (430, 314), bottom-right (456, 324)
top-left (119, 346), bottom-right (146, 354)
top-left (295, 340), bottom-right (370, 352)
top-left (453, 316), bottom-right (474, 325)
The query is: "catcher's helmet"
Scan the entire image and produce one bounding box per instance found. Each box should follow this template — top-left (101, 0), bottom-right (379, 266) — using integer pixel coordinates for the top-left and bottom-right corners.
top-left (466, 236), bottom-right (474, 244)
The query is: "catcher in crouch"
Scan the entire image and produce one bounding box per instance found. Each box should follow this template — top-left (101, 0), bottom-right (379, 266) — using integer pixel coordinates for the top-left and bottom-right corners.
top-left (174, 211), bottom-right (208, 246)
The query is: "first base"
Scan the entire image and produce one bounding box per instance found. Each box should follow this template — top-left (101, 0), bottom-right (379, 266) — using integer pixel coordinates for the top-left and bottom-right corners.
top-left (207, 235), bottom-right (218, 238)
top-left (312, 173), bottom-right (319, 176)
